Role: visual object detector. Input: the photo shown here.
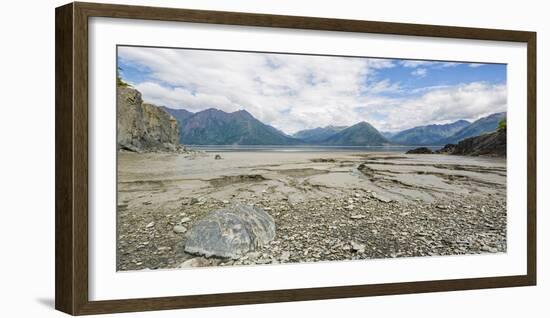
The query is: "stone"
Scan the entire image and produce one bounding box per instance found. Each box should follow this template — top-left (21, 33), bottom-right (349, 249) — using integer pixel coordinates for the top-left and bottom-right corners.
top-left (178, 257), bottom-right (212, 268)
top-left (173, 225), bottom-right (187, 234)
top-left (184, 204), bottom-right (276, 259)
top-left (350, 214), bottom-right (366, 219)
top-left (145, 221), bottom-right (155, 228)
top-left (280, 251), bottom-right (291, 262)
top-left (214, 154), bottom-right (223, 160)
top-left (372, 192), bottom-right (392, 203)
top-left (180, 217), bottom-right (192, 224)
top-left (246, 252), bottom-right (261, 260)
top-left (350, 241), bottom-right (365, 253)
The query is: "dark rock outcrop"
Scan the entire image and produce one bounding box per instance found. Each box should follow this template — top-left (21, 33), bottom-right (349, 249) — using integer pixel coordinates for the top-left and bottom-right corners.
top-left (448, 128), bottom-right (506, 157)
top-left (406, 147), bottom-right (434, 154)
top-left (117, 87), bottom-right (181, 152)
top-left (435, 144), bottom-right (458, 154)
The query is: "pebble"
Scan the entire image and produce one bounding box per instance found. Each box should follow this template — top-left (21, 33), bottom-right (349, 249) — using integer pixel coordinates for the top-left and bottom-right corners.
top-left (145, 222), bottom-right (155, 228)
top-left (350, 241), bottom-right (365, 253)
top-left (280, 251), bottom-right (291, 262)
top-left (173, 225), bottom-right (187, 234)
top-left (180, 217), bottom-right (191, 223)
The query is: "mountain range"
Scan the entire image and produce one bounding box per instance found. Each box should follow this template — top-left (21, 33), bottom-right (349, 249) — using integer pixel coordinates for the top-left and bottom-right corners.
top-left (292, 125), bottom-right (347, 143)
top-left (440, 112), bottom-right (506, 144)
top-left (388, 120), bottom-right (471, 146)
top-left (322, 122), bottom-right (388, 146)
top-left (162, 106), bottom-right (505, 146)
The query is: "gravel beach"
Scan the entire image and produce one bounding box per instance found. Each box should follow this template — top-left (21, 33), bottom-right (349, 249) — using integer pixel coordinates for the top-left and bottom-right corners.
top-left (116, 151), bottom-right (506, 271)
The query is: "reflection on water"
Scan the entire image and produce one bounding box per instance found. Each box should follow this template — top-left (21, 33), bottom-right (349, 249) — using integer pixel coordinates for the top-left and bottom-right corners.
top-left (188, 145), bottom-right (443, 153)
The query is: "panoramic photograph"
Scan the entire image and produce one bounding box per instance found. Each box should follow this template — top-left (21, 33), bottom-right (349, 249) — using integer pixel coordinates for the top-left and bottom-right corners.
top-left (116, 46), bottom-right (507, 271)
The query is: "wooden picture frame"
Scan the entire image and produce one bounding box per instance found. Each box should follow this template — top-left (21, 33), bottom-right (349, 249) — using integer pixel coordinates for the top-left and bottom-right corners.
top-left (55, 2), bottom-right (536, 315)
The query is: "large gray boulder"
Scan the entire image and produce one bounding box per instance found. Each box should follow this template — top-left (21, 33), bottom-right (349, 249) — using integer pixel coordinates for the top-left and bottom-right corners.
top-left (184, 204), bottom-right (276, 259)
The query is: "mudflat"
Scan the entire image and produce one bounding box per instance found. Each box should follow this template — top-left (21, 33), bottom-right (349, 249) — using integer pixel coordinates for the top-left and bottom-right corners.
top-left (117, 151), bottom-right (506, 271)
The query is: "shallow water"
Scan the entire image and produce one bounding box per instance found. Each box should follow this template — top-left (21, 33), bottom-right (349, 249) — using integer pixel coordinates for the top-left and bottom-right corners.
top-left (187, 145), bottom-right (443, 152)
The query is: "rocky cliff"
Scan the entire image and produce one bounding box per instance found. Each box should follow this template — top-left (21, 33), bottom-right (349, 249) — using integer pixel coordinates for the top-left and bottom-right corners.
top-left (117, 87), bottom-right (180, 152)
top-left (407, 128), bottom-right (506, 157)
top-left (448, 128), bottom-right (506, 157)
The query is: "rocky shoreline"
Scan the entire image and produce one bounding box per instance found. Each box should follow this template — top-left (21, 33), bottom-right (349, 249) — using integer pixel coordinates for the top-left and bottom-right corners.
top-left (406, 128), bottom-right (506, 157)
top-left (118, 193), bottom-right (505, 270)
top-left (117, 151), bottom-right (506, 271)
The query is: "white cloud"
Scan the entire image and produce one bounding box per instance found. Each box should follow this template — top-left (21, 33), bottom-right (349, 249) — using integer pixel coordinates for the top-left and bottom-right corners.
top-left (380, 82), bottom-right (507, 131)
top-left (400, 60), bottom-right (432, 68)
top-left (400, 60), bottom-right (459, 69)
top-left (411, 68), bottom-right (427, 78)
top-left (119, 47), bottom-right (506, 134)
top-left (469, 63), bottom-right (484, 68)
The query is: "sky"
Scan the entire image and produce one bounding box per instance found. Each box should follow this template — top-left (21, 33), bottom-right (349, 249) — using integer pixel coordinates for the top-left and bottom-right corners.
top-left (117, 46), bottom-right (507, 134)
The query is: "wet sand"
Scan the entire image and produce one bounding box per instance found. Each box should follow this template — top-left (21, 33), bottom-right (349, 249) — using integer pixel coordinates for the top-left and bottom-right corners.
top-left (117, 151), bottom-right (506, 270)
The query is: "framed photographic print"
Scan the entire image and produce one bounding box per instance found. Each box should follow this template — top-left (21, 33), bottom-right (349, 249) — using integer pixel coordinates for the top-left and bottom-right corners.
top-left (55, 2), bottom-right (537, 315)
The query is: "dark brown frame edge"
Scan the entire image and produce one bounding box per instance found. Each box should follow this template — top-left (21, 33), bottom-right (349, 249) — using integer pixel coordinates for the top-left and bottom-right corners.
top-left (55, 1), bottom-right (537, 315)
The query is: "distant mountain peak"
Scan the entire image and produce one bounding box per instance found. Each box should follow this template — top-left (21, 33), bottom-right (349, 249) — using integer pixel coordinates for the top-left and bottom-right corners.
top-left (354, 121), bottom-right (371, 127)
top-left (322, 120), bottom-right (387, 146)
top-left (172, 107), bottom-right (301, 145)
top-left (202, 107), bottom-right (224, 113)
top-left (389, 119), bottom-right (472, 146)
top-left (233, 109), bottom-right (255, 119)
top-left (292, 125), bottom-right (348, 143)
top-left (442, 112), bottom-right (506, 144)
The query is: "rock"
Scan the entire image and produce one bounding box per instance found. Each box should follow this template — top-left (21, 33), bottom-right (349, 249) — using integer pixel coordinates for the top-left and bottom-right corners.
top-left (214, 154), bottom-right (223, 160)
top-left (178, 257), bottom-right (212, 268)
top-left (180, 217), bottom-right (192, 224)
top-left (246, 252), bottom-right (261, 260)
top-left (442, 128), bottom-right (506, 157)
top-left (117, 86), bottom-right (180, 152)
top-left (350, 214), bottom-right (366, 219)
top-left (173, 225), bottom-right (187, 234)
top-left (145, 221), bottom-right (155, 228)
top-left (406, 147), bottom-right (434, 154)
top-left (372, 192), bottom-right (392, 203)
top-left (184, 204), bottom-right (276, 259)
top-left (280, 251), bottom-right (291, 262)
top-left (435, 143), bottom-right (457, 154)
top-left (481, 245), bottom-right (499, 253)
top-left (189, 197), bottom-right (199, 205)
top-left (350, 241), bottom-right (365, 253)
